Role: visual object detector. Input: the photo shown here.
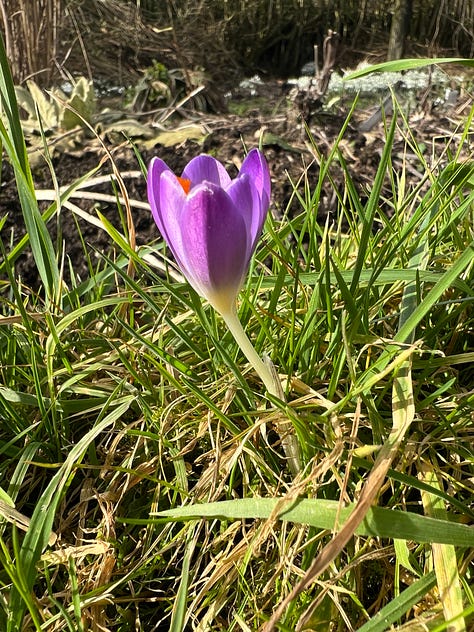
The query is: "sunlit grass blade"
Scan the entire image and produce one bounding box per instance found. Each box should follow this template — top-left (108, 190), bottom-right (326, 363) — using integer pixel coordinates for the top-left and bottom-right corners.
top-left (349, 109), bottom-right (397, 299)
top-left (152, 498), bottom-right (474, 546)
top-left (170, 524), bottom-right (200, 632)
top-left (345, 57), bottom-right (474, 80)
top-left (420, 462), bottom-right (466, 631)
top-left (394, 240), bottom-right (474, 345)
top-left (0, 32), bottom-right (60, 303)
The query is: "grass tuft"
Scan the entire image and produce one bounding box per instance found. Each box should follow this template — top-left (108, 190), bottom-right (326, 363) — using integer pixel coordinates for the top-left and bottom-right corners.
top-left (0, 42), bottom-right (473, 630)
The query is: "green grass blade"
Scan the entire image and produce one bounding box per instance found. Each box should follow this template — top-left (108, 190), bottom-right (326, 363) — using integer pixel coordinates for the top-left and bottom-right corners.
top-left (420, 462), bottom-right (466, 631)
top-left (356, 571), bottom-right (437, 632)
top-left (0, 32), bottom-right (60, 302)
top-left (349, 109), bottom-right (397, 297)
top-left (394, 241), bottom-right (474, 345)
top-left (345, 57), bottom-right (473, 80)
top-left (152, 498), bottom-right (474, 546)
top-left (169, 524), bottom-right (199, 632)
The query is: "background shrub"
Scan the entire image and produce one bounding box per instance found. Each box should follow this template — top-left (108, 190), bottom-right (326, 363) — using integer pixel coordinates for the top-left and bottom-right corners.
top-left (1, 0), bottom-right (473, 91)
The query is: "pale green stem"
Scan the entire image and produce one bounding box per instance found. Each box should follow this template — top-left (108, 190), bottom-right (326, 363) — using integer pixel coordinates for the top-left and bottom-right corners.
top-left (220, 304), bottom-right (301, 475)
top-left (220, 307), bottom-right (280, 398)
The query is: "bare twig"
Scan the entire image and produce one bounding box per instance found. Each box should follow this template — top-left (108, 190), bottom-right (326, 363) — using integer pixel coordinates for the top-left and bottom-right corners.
top-left (294, 30), bottom-right (339, 118)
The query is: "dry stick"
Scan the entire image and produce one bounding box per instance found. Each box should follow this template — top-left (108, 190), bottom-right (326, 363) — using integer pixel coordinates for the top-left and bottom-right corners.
top-left (50, 93), bottom-right (136, 275)
top-left (0, 2), bottom-right (11, 61)
top-left (262, 395), bottom-right (414, 631)
top-left (0, 499), bottom-right (57, 546)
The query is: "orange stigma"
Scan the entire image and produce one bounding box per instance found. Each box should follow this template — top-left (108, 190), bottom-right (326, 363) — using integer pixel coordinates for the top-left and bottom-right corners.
top-left (177, 177), bottom-right (191, 194)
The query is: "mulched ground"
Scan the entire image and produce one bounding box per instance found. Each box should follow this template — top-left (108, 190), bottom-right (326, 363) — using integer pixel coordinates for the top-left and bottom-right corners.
top-left (1, 76), bottom-right (471, 289)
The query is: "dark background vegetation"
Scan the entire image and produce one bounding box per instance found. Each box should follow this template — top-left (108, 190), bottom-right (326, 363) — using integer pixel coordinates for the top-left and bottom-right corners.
top-left (1, 0), bottom-right (473, 287)
top-left (2, 0), bottom-right (473, 95)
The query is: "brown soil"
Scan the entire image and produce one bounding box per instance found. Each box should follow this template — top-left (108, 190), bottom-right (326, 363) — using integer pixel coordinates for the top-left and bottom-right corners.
top-left (1, 77), bottom-right (471, 290)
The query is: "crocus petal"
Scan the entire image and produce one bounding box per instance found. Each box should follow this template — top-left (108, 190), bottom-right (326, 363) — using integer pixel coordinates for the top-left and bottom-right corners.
top-left (179, 183), bottom-right (249, 313)
top-left (152, 170), bottom-right (188, 271)
top-left (181, 154), bottom-right (232, 189)
top-left (225, 174), bottom-right (263, 259)
top-left (147, 157), bottom-right (172, 228)
top-left (240, 148), bottom-right (271, 210)
top-left (147, 149), bottom-right (271, 313)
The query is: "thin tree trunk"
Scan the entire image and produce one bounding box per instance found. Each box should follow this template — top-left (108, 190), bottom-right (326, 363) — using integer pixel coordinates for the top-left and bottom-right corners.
top-left (387, 0), bottom-right (412, 60)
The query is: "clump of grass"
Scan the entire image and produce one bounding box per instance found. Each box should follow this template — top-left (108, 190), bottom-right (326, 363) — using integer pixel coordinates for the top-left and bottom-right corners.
top-left (1, 34), bottom-right (473, 632)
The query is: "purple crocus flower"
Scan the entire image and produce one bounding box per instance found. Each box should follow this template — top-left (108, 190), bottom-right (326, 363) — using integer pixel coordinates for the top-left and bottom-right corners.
top-left (147, 149), bottom-right (300, 471)
top-left (147, 149), bottom-right (271, 315)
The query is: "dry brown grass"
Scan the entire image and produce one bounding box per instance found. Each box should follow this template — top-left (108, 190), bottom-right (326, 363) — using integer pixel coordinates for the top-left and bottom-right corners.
top-left (0, 0), bottom-right (64, 85)
top-left (1, 0), bottom-right (473, 90)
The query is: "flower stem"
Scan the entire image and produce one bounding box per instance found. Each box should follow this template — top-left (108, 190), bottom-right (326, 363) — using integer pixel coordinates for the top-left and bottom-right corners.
top-left (221, 306), bottom-right (301, 475)
top-left (221, 308), bottom-right (281, 398)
